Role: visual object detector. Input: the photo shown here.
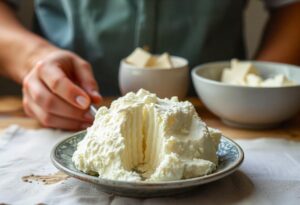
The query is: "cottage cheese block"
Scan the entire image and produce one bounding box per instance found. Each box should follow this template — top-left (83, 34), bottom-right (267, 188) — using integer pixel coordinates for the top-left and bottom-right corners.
top-left (221, 59), bottom-right (258, 85)
top-left (72, 89), bottom-right (221, 182)
top-left (245, 74), bottom-right (263, 87)
top-left (126, 47), bottom-right (173, 69)
top-left (146, 53), bottom-right (173, 69)
top-left (221, 59), bottom-right (296, 87)
top-left (126, 47), bottom-right (152, 67)
top-left (261, 74), bottom-right (296, 87)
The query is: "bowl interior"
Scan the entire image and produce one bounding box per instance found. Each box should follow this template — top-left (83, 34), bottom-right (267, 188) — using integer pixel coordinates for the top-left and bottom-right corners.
top-left (195, 61), bottom-right (300, 85)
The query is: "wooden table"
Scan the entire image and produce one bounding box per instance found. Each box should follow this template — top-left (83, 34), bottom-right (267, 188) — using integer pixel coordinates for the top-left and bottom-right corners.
top-left (0, 96), bottom-right (299, 140)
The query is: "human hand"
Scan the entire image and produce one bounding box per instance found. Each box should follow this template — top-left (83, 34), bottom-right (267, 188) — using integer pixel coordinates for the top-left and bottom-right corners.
top-left (22, 50), bottom-right (102, 130)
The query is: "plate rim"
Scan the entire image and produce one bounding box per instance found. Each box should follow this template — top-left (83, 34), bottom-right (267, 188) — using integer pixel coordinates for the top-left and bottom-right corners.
top-left (51, 131), bottom-right (244, 188)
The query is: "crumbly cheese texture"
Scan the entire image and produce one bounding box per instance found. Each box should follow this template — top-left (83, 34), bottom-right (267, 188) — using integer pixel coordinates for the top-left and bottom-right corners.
top-left (221, 59), bottom-right (297, 87)
top-left (126, 47), bottom-right (173, 69)
top-left (72, 89), bottom-right (221, 182)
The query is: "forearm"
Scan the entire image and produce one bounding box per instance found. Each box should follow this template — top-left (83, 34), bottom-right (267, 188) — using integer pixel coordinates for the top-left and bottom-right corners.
top-left (255, 2), bottom-right (300, 65)
top-left (0, 1), bottom-right (57, 83)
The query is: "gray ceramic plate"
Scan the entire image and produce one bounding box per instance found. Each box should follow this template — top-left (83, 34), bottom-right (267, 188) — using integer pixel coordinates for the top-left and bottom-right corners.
top-left (51, 131), bottom-right (244, 197)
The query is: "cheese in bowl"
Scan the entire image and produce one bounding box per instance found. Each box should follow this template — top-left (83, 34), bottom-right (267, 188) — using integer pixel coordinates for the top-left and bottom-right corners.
top-left (126, 47), bottom-right (174, 69)
top-left (72, 89), bottom-right (221, 182)
top-left (221, 59), bottom-right (297, 87)
top-left (119, 48), bottom-right (189, 99)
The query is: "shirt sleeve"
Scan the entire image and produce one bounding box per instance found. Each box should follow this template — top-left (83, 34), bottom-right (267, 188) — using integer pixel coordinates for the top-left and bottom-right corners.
top-left (263, 0), bottom-right (300, 9)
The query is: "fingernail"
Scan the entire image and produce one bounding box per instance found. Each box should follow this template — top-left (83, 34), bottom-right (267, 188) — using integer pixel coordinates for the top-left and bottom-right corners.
top-left (91, 90), bottom-right (102, 99)
top-left (76, 96), bottom-right (88, 108)
top-left (84, 112), bottom-right (93, 121)
top-left (81, 123), bottom-right (91, 129)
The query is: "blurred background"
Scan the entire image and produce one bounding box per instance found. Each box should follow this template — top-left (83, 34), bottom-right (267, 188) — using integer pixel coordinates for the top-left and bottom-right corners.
top-left (0, 0), bottom-right (268, 96)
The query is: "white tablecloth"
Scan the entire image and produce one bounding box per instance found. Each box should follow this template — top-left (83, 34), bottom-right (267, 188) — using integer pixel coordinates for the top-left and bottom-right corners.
top-left (0, 125), bottom-right (299, 205)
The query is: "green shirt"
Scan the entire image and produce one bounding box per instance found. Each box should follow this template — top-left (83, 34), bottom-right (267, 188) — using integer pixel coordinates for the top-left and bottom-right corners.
top-left (34, 0), bottom-right (246, 95)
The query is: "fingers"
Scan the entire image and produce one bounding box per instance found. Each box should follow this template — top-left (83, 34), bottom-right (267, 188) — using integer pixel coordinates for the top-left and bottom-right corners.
top-left (21, 50), bottom-right (104, 130)
top-left (21, 50), bottom-right (101, 130)
top-left (23, 74), bottom-right (94, 122)
top-left (36, 61), bottom-right (91, 110)
top-left (71, 56), bottom-right (102, 104)
top-left (23, 96), bottom-right (35, 118)
top-left (23, 93), bottom-right (91, 131)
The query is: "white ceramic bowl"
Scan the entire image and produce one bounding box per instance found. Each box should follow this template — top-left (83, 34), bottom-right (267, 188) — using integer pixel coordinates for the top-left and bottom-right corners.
top-left (119, 56), bottom-right (189, 99)
top-left (192, 61), bottom-right (300, 129)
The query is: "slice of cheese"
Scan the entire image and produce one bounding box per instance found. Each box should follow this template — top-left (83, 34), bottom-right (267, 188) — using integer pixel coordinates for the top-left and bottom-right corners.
top-left (221, 59), bottom-right (297, 87)
top-left (146, 53), bottom-right (173, 69)
top-left (145, 56), bottom-right (157, 67)
top-left (126, 47), bottom-right (152, 67)
top-left (221, 59), bottom-right (259, 84)
top-left (261, 74), bottom-right (295, 87)
top-left (221, 68), bottom-right (234, 84)
top-left (126, 48), bottom-right (173, 69)
top-left (230, 59), bottom-right (258, 82)
top-left (246, 74), bottom-right (263, 87)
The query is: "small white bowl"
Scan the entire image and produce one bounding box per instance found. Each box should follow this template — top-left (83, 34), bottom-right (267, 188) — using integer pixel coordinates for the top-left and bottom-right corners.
top-left (192, 61), bottom-right (300, 129)
top-left (119, 56), bottom-right (189, 99)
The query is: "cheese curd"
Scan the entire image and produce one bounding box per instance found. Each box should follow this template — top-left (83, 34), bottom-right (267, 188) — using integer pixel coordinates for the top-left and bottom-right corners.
top-left (72, 89), bottom-right (221, 182)
top-left (126, 47), bottom-right (173, 69)
top-left (221, 59), bottom-right (296, 87)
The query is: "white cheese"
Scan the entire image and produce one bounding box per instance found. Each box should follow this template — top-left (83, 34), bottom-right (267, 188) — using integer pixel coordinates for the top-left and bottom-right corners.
top-left (221, 59), bottom-right (296, 87)
top-left (126, 48), bottom-right (173, 69)
top-left (72, 89), bottom-right (220, 182)
top-left (126, 47), bottom-right (152, 67)
top-left (246, 74), bottom-right (263, 87)
top-left (221, 59), bottom-right (258, 84)
top-left (146, 52), bottom-right (173, 69)
top-left (261, 74), bottom-right (296, 87)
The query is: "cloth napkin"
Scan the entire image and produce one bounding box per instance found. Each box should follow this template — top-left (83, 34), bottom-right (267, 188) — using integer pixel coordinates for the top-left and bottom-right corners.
top-left (0, 125), bottom-right (299, 205)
